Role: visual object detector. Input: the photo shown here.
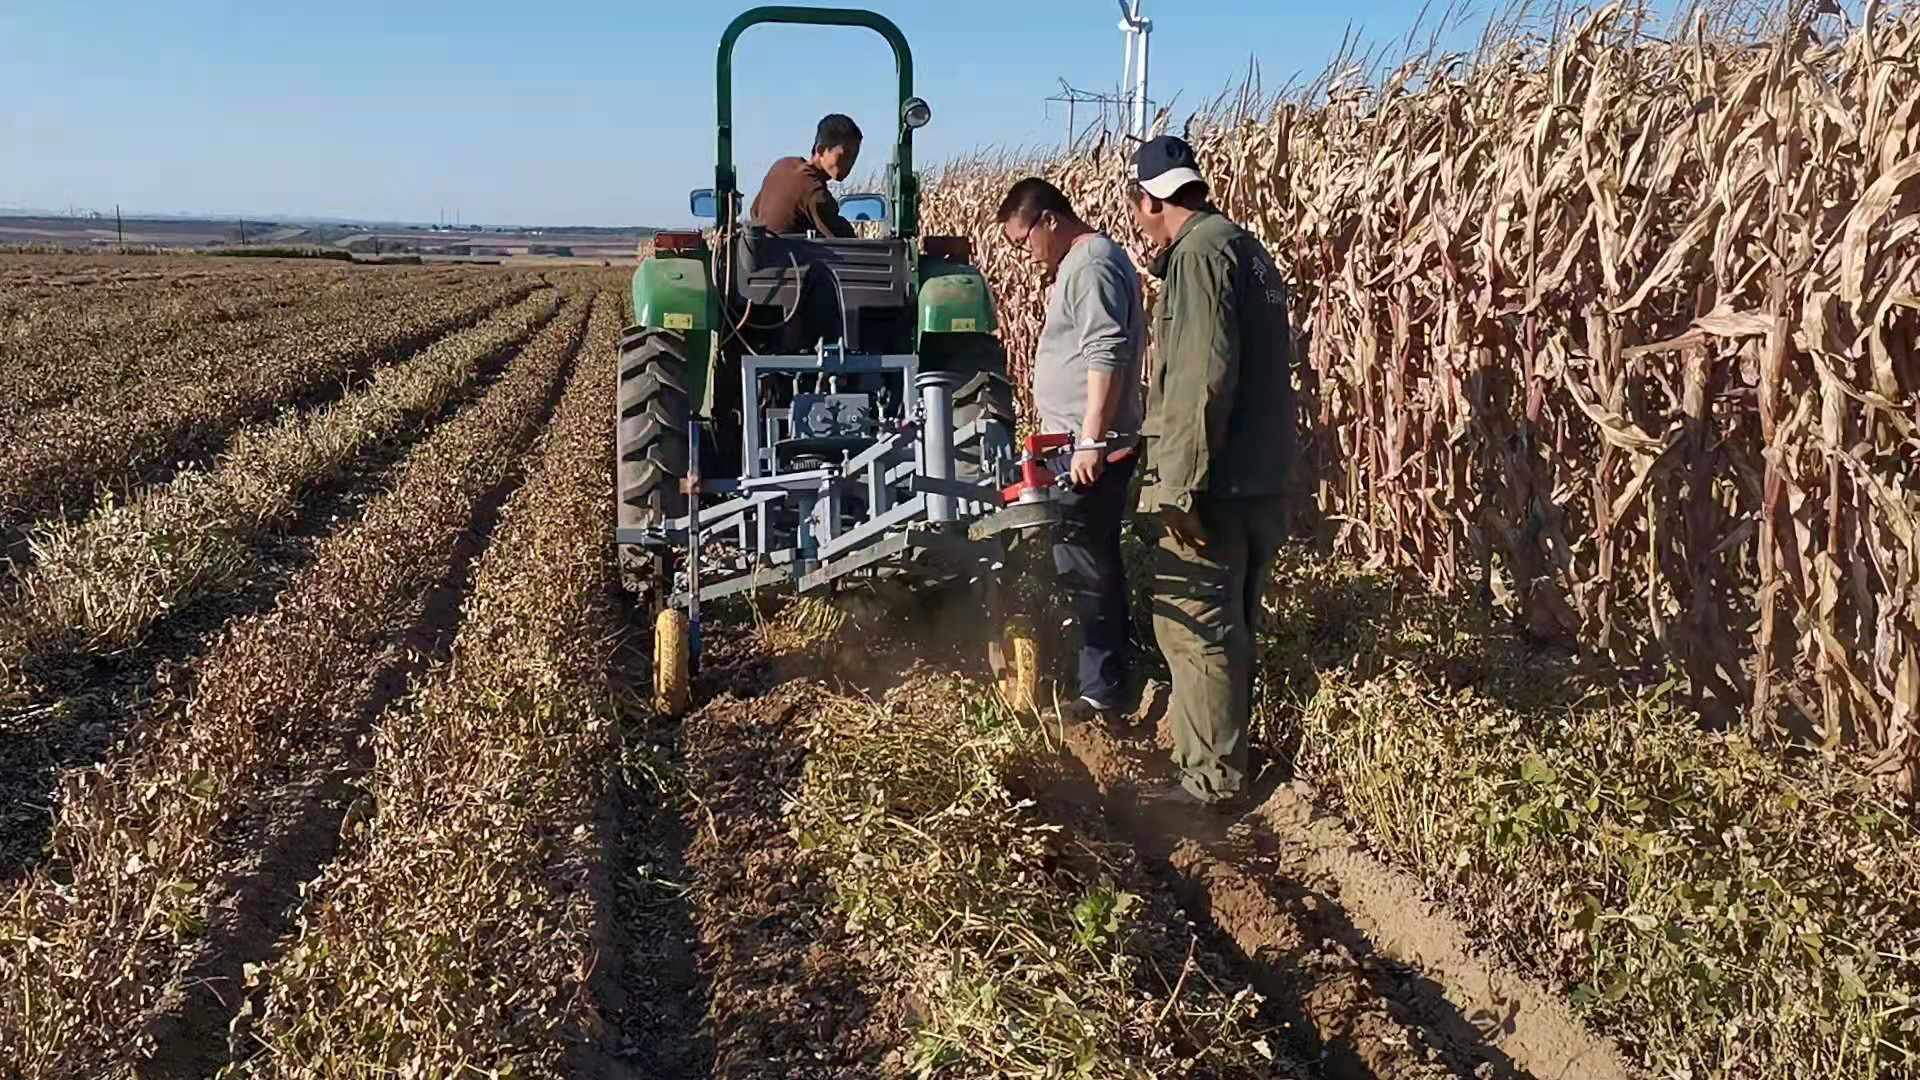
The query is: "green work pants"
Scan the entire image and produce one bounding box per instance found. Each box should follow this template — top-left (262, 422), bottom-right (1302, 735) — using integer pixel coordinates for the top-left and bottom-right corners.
top-left (1151, 496), bottom-right (1287, 801)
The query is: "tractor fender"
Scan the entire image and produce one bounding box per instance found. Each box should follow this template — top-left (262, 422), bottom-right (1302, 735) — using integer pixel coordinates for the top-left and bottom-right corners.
top-left (916, 258), bottom-right (998, 338)
top-left (631, 255), bottom-right (713, 334)
top-left (631, 254), bottom-right (716, 414)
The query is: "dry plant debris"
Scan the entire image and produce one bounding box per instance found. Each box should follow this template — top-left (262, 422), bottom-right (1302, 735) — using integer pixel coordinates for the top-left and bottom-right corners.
top-left (228, 294), bottom-right (625, 1077)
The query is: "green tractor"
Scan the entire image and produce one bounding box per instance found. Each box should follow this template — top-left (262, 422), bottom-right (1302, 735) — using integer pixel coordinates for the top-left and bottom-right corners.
top-left (618, 5), bottom-right (1057, 709)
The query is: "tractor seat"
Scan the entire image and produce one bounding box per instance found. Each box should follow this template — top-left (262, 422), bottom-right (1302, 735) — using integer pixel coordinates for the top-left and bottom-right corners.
top-left (731, 228), bottom-right (910, 352)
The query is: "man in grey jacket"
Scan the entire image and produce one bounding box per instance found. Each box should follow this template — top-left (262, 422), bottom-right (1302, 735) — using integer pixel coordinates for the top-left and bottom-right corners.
top-left (997, 177), bottom-right (1146, 720)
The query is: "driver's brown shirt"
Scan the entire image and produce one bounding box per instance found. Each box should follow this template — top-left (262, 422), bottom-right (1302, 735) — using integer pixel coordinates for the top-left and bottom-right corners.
top-left (750, 157), bottom-right (855, 238)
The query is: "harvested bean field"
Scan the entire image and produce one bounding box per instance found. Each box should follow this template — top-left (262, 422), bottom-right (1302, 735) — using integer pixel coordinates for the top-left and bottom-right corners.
top-left (0, 254), bottom-right (1639, 1080)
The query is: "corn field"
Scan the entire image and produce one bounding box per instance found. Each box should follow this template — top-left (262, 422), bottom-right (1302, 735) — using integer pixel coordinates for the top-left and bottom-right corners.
top-left (923, 3), bottom-right (1920, 794)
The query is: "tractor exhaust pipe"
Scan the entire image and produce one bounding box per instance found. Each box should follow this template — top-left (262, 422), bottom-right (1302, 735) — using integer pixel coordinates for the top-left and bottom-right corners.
top-left (917, 371), bottom-right (961, 523)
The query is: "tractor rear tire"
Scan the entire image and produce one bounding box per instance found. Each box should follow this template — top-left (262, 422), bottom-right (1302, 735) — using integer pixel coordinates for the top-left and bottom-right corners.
top-left (617, 327), bottom-right (691, 602)
top-left (934, 333), bottom-right (1016, 488)
top-left (954, 369), bottom-right (1016, 488)
top-left (953, 369), bottom-right (1016, 431)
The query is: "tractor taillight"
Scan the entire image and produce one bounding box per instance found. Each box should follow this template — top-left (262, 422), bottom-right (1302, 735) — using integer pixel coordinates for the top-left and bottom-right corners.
top-left (921, 235), bottom-right (973, 263)
top-left (654, 230), bottom-right (707, 254)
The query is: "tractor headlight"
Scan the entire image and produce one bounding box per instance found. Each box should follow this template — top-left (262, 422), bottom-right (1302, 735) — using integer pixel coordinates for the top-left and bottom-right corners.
top-left (902, 97), bottom-right (932, 130)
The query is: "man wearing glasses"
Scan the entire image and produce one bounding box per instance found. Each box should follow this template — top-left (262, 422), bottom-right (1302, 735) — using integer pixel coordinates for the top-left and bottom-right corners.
top-left (995, 177), bottom-right (1146, 723)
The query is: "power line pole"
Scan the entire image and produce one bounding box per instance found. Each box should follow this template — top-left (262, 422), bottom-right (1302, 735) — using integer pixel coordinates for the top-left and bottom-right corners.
top-left (1046, 81), bottom-right (1126, 149)
top-left (115, 204), bottom-right (123, 249)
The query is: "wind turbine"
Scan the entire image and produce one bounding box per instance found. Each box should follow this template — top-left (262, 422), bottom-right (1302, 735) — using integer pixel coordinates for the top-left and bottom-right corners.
top-left (1116, 0), bottom-right (1152, 138)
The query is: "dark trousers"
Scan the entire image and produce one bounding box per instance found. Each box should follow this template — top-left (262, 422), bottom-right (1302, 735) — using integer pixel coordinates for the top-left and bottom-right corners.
top-left (1052, 455), bottom-right (1136, 707)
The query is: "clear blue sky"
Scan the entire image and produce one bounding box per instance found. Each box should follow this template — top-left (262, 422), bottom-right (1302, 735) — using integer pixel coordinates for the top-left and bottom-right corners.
top-left (3, 1), bottom-right (1495, 227)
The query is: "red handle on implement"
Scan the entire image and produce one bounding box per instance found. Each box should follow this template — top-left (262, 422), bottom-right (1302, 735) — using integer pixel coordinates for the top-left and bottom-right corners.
top-left (1001, 432), bottom-right (1075, 504)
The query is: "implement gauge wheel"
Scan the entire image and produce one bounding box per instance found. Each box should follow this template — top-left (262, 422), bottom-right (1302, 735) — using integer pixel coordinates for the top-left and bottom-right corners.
top-left (616, 327), bottom-right (691, 602)
top-left (992, 621), bottom-right (1041, 715)
top-left (654, 608), bottom-right (691, 715)
top-left (998, 626), bottom-right (1044, 711)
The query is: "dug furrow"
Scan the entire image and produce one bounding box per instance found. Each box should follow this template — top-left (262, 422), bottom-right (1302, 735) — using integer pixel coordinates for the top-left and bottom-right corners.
top-left (0, 266), bottom-right (475, 412)
top-left (0, 274), bottom-right (535, 551)
top-left (227, 295), bottom-right (624, 1078)
top-left (0, 265), bottom-right (462, 427)
top-left (0, 288), bottom-right (563, 879)
top-left (0, 293), bottom-right (591, 1077)
top-left (671, 655), bottom-right (1295, 1079)
top-left (0, 287), bottom-right (562, 699)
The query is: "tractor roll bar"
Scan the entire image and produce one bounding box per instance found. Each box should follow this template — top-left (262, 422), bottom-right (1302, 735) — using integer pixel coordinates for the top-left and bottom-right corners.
top-left (714, 6), bottom-right (918, 236)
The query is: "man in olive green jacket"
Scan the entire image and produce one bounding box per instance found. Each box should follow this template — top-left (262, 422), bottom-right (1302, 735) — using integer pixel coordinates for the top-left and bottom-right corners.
top-left (1129, 135), bottom-right (1296, 808)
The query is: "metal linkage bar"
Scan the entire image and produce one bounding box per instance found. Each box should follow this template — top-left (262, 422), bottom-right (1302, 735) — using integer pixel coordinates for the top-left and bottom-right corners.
top-left (686, 489), bottom-right (785, 528)
top-left (838, 424), bottom-right (916, 478)
top-left (796, 526), bottom-right (989, 594)
top-left (739, 468), bottom-right (835, 491)
top-left (616, 488), bottom-right (790, 549)
top-left (671, 562), bottom-right (799, 607)
top-left (816, 493), bottom-right (927, 561)
top-left (912, 475), bottom-right (1003, 504)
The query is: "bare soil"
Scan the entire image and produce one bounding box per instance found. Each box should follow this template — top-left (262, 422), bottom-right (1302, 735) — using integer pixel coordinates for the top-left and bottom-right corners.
top-left (677, 670), bottom-right (909, 1078)
top-left (1048, 683), bottom-right (1637, 1080)
top-left (585, 689), bottom-right (715, 1077)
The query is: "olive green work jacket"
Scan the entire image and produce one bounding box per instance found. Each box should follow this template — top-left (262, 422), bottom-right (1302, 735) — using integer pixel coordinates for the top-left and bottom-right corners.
top-left (1137, 210), bottom-right (1297, 514)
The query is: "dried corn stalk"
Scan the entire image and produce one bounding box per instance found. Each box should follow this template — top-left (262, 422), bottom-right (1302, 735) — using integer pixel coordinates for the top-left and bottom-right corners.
top-left (923, 4), bottom-right (1920, 794)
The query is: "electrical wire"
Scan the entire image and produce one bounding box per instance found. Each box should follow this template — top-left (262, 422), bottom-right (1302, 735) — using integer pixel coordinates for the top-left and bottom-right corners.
top-left (713, 239), bottom-right (804, 358)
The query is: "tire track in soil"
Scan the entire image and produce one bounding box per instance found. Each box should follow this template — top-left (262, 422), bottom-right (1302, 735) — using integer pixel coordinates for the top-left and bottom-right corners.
top-left (586, 627), bottom-right (715, 1078)
top-left (133, 300), bottom-right (592, 1079)
top-left (1041, 724), bottom-right (1459, 1080)
top-left (674, 662), bottom-right (905, 1080)
top-left (998, 742), bottom-right (1373, 1077)
top-left (1054, 710), bottom-right (1635, 1080)
top-left (0, 304), bottom-right (554, 884)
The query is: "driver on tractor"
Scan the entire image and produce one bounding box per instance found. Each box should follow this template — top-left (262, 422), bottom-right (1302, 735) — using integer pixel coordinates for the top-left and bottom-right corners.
top-left (750, 113), bottom-right (863, 238)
